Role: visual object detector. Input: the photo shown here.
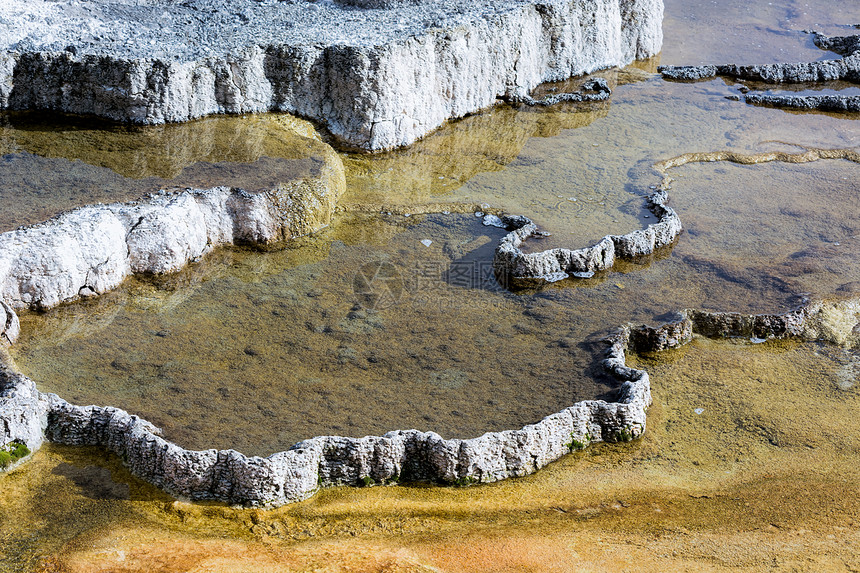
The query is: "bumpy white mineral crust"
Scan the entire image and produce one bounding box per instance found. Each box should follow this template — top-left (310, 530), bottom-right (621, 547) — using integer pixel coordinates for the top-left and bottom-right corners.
top-left (0, 328), bottom-right (650, 507)
top-left (0, 0), bottom-right (663, 150)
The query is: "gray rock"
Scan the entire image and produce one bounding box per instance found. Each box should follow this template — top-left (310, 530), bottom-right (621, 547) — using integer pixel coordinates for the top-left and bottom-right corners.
top-left (744, 93), bottom-right (860, 113)
top-left (0, 367), bottom-right (48, 454)
top-left (684, 298), bottom-right (860, 348)
top-left (659, 32), bottom-right (860, 113)
top-left (0, 0), bottom-right (664, 150)
top-left (494, 188), bottom-right (682, 285)
top-left (508, 77), bottom-right (612, 106)
top-left (628, 318), bottom-right (692, 352)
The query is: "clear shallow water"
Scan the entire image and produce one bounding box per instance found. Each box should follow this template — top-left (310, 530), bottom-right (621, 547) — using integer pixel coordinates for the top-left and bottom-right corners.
top-left (1, 0), bottom-right (860, 569)
top-left (661, 0), bottom-right (860, 66)
top-left (0, 113), bottom-right (329, 232)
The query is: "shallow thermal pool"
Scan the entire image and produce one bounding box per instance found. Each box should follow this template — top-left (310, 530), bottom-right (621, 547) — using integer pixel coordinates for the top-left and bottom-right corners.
top-left (7, 26), bottom-right (860, 454)
top-left (1, 0), bottom-right (860, 569)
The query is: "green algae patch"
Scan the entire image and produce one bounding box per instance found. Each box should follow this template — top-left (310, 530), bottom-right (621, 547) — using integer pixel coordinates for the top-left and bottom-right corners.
top-left (0, 441), bottom-right (29, 469)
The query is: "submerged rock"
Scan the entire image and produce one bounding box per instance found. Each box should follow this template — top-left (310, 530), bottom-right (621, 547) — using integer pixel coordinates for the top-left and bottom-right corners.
top-left (0, 0), bottom-right (663, 150)
top-left (659, 32), bottom-right (860, 113)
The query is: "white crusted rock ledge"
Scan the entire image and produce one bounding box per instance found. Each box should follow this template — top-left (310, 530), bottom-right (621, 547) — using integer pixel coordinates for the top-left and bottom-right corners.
top-left (0, 0), bottom-right (663, 150)
top-left (0, 327), bottom-right (649, 506)
top-left (493, 188), bottom-right (682, 285)
top-left (659, 32), bottom-right (860, 113)
top-left (0, 160), bottom-right (344, 312)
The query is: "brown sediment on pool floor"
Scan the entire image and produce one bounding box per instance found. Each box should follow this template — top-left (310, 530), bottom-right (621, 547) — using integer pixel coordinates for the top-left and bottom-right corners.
top-left (659, 31), bottom-right (860, 113)
top-left (1, 144), bottom-right (858, 506)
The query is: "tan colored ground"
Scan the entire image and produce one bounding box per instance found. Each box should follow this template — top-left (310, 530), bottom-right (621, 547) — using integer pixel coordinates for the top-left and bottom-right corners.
top-left (3, 337), bottom-right (858, 572)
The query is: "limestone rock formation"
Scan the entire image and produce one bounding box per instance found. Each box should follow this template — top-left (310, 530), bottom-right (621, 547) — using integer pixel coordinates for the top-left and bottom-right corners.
top-left (494, 188), bottom-right (682, 284)
top-left (0, 367), bottom-right (47, 453)
top-left (0, 155), bottom-right (344, 311)
top-left (0, 0), bottom-right (663, 150)
top-left (659, 32), bottom-right (860, 113)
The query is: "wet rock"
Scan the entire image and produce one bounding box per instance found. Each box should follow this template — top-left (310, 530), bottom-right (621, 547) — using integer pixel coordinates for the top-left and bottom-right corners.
top-left (0, 0), bottom-right (663, 150)
top-left (744, 93), bottom-right (860, 113)
top-left (628, 318), bottom-right (693, 352)
top-left (0, 367), bottom-right (48, 455)
top-left (508, 77), bottom-right (612, 106)
top-left (0, 300), bottom-right (19, 345)
top-left (0, 153), bottom-right (343, 311)
top-left (15, 320), bottom-right (653, 506)
top-left (494, 189), bottom-right (681, 285)
top-left (659, 32), bottom-right (860, 113)
top-left (22, 277), bottom-right (860, 505)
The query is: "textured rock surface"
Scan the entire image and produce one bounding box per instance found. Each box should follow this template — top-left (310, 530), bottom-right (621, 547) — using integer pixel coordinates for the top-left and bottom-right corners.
top-left (0, 0), bottom-right (663, 150)
top-left (0, 152), bottom-right (344, 311)
top-left (6, 288), bottom-right (860, 501)
top-left (685, 298), bottom-right (860, 348)
top-left (494, 188), bottom-right (682, 284)
top-left (659, 33), bottom-right (860, 82)
top-left (36, 327), bottom-right (650, 506)
top-left (0, 301), bottom-right (18, 345)
top-left (744, 93), bottom-right (860, 113)
top-left (0, 367), bottom-right (47, 453)
top-left (659, 32), bottom-right (860, 113)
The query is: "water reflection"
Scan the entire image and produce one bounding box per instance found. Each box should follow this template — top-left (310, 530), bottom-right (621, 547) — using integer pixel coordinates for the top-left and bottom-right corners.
top-left (0, 113), bottom-right (331, 231)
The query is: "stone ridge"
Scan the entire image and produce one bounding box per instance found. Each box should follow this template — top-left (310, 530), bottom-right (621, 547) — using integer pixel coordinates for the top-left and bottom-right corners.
top-left (0, 159), bottom-right (344, 312)
top-left (493, 188), bottom-right (681, 284)
top-left (659, 32), bottom-right (860, 113)
top-left (0, 326), bottom-right (649, 507)
top-left (0, 0), bottom-right (663, 150)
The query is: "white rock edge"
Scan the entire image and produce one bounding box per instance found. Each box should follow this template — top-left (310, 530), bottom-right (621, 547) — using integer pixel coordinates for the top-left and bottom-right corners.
top-left (0, 0), bottom-right (663, 150)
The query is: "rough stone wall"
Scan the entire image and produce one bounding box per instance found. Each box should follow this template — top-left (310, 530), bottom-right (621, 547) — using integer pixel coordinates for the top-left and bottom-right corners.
top-left (0, 0), bottom-right (663, 150)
